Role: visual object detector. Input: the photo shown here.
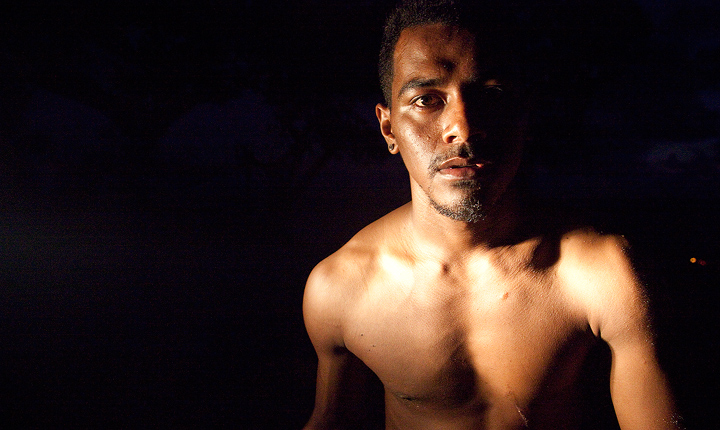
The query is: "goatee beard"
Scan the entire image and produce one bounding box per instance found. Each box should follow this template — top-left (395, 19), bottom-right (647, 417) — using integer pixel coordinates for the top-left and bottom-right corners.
top-left (427, 142), bottom-right (493, 222)
top-left (429, 193), bottom-right (487, 223)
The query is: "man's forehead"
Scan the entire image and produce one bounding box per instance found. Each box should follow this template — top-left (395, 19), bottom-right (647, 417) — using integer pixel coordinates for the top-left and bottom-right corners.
top-left (392, 24), bottom-right (481, 92)
top-left (394, 24), bottom-right (477, 64)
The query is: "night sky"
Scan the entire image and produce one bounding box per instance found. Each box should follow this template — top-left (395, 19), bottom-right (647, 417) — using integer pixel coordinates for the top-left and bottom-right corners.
top-left (1, 1), bottom-right (718, 428)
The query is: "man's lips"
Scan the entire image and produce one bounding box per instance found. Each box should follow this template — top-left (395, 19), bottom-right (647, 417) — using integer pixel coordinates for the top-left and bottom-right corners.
top-left (437, 157), bottom-right (489, 170)
top-left (436, 157), bottom-right (490, 177)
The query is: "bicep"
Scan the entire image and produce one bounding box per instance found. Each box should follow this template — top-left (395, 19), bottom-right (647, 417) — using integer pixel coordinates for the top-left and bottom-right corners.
top-left (306, 347), bottom-right (384, 430)
top-left (591, 243), bottom-right (681, 428)
top-left (609, 339), bottom-right (681, 429)
top-left (303, 265), bottom-right (384, 429)
top-left (563, 233), bottom-right (682, 428)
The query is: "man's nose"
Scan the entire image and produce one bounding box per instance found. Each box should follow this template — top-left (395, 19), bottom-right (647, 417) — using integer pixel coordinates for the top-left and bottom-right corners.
top-left (441, 98), bottom-right (486, 145)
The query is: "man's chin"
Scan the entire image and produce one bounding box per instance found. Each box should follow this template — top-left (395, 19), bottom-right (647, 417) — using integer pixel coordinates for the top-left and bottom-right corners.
top-left (429, 197), bottom-right (488, 223)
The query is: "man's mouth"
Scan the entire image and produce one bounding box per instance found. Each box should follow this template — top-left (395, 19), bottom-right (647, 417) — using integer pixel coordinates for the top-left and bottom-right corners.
top-left (436, 157), bottom-right (490, 178)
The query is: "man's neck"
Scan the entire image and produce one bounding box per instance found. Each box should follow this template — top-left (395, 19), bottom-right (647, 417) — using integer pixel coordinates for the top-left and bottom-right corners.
top-left (406, 189), bottom-right (521, 262)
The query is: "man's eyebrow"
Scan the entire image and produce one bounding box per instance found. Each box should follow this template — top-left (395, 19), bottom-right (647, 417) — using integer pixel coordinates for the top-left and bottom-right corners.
top-left (396, 77), bottom-right (444, 100)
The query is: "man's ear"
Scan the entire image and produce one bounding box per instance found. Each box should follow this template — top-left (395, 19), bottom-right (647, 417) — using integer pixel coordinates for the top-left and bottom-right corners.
top-left (376, 103), bottom-right (399, 154)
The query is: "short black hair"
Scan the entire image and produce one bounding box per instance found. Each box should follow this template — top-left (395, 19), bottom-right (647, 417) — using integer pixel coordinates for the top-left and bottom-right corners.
top-left (379, 0), bottom-right (524, 106)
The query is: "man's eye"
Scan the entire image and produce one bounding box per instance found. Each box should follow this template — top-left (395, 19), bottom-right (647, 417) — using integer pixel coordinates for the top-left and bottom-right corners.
top-left (480, 85), bottom-right (504, 98)
top-left (472, 85), bottom-right (514, 110)
top-left (412, 94), bottom-right (442, 107)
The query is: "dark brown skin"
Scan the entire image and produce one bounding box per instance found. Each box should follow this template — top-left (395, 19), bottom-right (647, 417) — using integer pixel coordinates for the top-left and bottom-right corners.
top-left (303, 24), bottom-right (681, 430)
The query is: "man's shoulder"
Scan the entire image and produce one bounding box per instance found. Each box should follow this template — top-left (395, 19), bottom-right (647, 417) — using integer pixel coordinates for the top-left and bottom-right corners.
top-left (305, 204), bottom-right (410, 304)
top-left (556, 228), bottom-right (635, 282)
top-left (558, 228), bottom-right (630, 257)
top-left (303, 205), bottom-right (410, 347)
top-left (555, 228), bottom-right (650, 337)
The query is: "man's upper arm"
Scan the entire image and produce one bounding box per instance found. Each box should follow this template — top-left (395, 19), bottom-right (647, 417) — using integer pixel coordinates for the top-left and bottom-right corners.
top-left (303, 260), bottom-right (384, 430)
top-left (563, 233), bottom-right (682, 429)
top-left (608, 332), bottom-right (681, 429)
top-left (304, 260), bottom-right (345, 360)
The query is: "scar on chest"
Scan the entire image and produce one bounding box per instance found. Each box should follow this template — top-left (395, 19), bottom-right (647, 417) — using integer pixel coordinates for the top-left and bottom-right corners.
top-left (393, 391), bottom-right (432, 407)
top-left (508, 392), bottom-right (530, 428)
top-left (515, 403), bottom-right (530, 427)
top-left (397, 393), bottom-right (417, 402)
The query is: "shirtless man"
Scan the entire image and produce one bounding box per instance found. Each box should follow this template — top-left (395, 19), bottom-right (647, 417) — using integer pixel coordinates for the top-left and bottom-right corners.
top-left (303, 1), bottom-right (682, 428)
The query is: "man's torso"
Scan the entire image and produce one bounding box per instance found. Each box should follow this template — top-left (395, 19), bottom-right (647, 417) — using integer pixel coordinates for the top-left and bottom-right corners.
top-left (333, 206), bottom-right (605, 429)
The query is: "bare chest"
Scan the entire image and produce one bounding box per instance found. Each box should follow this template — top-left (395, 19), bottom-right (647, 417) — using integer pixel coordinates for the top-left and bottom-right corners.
top-left (344, 263), bottom-right (592, 422)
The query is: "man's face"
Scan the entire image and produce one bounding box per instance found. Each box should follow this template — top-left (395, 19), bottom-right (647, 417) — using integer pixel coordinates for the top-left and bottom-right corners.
top-left (376, 23), bottom-right (524, 222)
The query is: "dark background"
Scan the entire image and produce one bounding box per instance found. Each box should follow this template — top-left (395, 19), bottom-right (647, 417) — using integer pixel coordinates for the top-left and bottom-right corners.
top-left (1, 0), bottom-right (718, 428)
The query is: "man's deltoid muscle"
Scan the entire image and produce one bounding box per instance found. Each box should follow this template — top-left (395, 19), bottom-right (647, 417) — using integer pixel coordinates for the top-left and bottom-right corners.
top-left (303, 1), bottom-right (682, 429)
